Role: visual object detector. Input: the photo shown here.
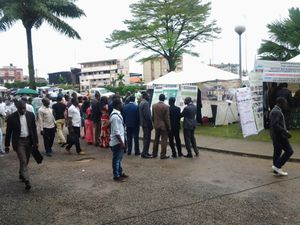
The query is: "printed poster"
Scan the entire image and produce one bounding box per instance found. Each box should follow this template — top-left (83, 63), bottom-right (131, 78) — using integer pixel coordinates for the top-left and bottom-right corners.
top-left (236, 87), bottom-right (258, 138)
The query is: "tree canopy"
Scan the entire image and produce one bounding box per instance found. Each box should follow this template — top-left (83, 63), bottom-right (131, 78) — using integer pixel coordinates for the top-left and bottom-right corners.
top-left (106, 0), bottom-right (220, 71)
top-left (258, 7), bottom-right (300, 61)
top-left (0, 0), bottom-right (85, 89)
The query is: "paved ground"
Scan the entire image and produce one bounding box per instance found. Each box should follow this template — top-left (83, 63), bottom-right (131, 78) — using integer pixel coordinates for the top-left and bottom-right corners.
top-left (0, 136), bottom-right (300, 225)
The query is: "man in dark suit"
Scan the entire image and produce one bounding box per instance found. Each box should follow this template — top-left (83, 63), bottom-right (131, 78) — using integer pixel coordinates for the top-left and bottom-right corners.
top-left (168, 97), bottom-right (182, 157)
top-left (269, 97), bottom-right (293, 176)
top-left (139, 92), bottom-right (153, 158)
top-left (122, 95), bottom-right (140, 155)
top-left (181, 97), bottom-right (198, 158)
top-left (152, 94), bottom-right (170, 159)
top-left (92, 91), bottom-right (102, 146)
top-left (5, 100), bottom-right (38, 190)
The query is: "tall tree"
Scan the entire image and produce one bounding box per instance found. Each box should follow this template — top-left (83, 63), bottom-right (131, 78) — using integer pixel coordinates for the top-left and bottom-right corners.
top-left (258, 7), bottom-right (300, 61)
top-left (0, 0), bottom-right (85, 89)
top-left (106, 0), bottom-right (220, 72)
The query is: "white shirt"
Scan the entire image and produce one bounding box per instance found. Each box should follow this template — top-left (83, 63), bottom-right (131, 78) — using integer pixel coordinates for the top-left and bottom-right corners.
top-left (38, 105), bottom-right (56, 130)
top-left (26, 103), bottom-right (35, 116)
top-left (19, 113), bottom-right (29, 137)
top-left (109, 109), bottom-right (125, 146)
top-left (0, 102), bottom-right (6, 117)
top-left (68, 104), bottom-right (81, 127)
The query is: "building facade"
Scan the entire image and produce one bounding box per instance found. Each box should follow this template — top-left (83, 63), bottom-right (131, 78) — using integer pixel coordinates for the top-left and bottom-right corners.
top-left (79, 59), bottom-right (129, 91)
top-left (0, 64), bottom-right (23, 84)
top-left (48, 68), bottom-right (81, 85)
top-left (143, 56), bottom-right (183, 84)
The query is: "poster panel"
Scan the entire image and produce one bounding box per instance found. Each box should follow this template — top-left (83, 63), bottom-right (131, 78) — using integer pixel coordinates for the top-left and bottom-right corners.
top-left (236, 87), bottom-right (258, 138)
top-left (151, 84), bottom-right (197, 111)
top-left (255, 60), bottom-right (300, 83)
top-left (248, 72), bottom-right (264, 132)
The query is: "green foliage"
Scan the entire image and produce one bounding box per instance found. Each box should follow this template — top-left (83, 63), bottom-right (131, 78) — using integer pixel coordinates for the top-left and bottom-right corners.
top-left (57, 84), bottom-right (80, 92)
top-left (106, 0), bottom-right (220, 71)
top-left (4, 81), bottom-right (47, 89)
top-left (58, 75), bottom-right (67, 84)
top-left (258, 7), bottom-right (300, 61)
top-left (0, 0), bottom-right (85, 89)
top-left (105, 85), bottom-right (146, 96)
top-left (116, 73), bottom-right (125, 87)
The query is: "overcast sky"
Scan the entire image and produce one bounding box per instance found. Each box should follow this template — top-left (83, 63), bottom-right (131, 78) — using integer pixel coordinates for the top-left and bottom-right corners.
top-left (0, 0), bottom-right (299, 78)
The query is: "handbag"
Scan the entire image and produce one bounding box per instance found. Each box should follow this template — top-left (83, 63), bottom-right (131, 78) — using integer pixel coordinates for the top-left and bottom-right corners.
top-left (31, 145), bottom-right (43, 164)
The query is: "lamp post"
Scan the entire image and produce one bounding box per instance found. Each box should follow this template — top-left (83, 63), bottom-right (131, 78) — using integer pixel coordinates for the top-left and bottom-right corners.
top-left (235, 25), bottom-right (246, 87)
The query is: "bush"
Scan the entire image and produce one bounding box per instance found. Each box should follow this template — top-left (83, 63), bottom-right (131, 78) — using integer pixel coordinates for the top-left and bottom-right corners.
top-left (104, 85), bottom-right (146, 96)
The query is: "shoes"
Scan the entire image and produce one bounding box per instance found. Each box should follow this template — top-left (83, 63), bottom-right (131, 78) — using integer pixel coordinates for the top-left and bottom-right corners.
top-left (172, 154), bottom-right (177, 158)
top-left (141, 154), bottom-right (152, 158)
top-left (113, 177), bottom-right (126, 182)
top-left (195, 152), bottom-right (199, 157)
top-left (60, 143), bottom-right (67, 148)
top-left (272, 165), bottom-right (288, 176)
top-left (135, 152), bottom-right (141, 156)
top-left (178, 153), bottom-right (183, 157)
top-left (25, 181), bottom-right (31, 191)
top-left (152, 154), bottom-right (158, 158)
top-left (121, 173), bottom-right (129, 178)
top-left (184, 154), bottom-right (193, 158)
top-left (65, 148), bottom-right (71, 154)
top-left (78, 151), bottom-right (86, 155)
top-left (19, 175), bottom-right (26, 183)
top-left (46, 152), bottom-right (52, 157)
top-left (160, 156), bottom-right (170, 159)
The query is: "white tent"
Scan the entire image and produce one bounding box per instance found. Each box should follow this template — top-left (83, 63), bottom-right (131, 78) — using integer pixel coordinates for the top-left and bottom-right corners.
top-left (147, 62), bottom-right (239, 86)
top-left (287, 54), bottom-right (300, 62)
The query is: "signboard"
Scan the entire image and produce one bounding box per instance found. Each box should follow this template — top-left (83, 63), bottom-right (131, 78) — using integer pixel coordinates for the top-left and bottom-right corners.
top-left (151, 84), bottom-right (197, 110)
top-left (236, 87), bottom-right (258, 138)
top-left (255, 60), bottom-right (300, 83)
top-left (248, 72), bottom-right (264, 132)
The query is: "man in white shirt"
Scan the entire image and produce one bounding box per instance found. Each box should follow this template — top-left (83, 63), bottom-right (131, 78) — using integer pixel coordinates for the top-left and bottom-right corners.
top-left (21, 97), bottom-right (36, 117)
top-left (110, 98), bottom-right (128, 182)
top-left (65, 98), bottom-right (85, 155)
top-left (38, 98), bottom-right (56, 157)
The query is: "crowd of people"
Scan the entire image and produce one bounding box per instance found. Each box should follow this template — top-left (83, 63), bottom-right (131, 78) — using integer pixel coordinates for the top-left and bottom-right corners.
top-left (1, 89), bottom-right (199, 189)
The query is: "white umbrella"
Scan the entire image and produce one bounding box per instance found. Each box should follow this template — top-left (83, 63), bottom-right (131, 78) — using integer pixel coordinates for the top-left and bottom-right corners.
top-left (0, 86), bottom-right (7, 92)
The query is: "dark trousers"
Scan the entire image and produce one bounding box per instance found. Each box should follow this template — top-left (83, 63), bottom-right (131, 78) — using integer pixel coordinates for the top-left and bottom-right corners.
top-left (43, 127), bottom-right (55, 153)
top-left (66, 126), bottom-right (81, 153)
top-left (94, 121), bottom-right (101, 145)
top-left (152, 128), bottom-right (168, 157)
top-left (16, 138), bottom-right (31, 181)
top-left (142, 127), bottom-right (151, 156)
top-left (126, 126), bottom-right (140, 154)
top-left (111, 144), bottom-right (124, 178)
top-left (272, 137), bottom-right (294, 168)
top-left (169, 129), bottom-right (182, 156)
top-left (183, 129), bottom-right (198, 156)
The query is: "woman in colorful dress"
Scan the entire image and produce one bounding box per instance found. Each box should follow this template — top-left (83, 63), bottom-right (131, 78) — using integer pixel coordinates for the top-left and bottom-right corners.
top-left (100, 96), bottom-right (110, 148)
top-left (84, 106), bottom-right (94, 145)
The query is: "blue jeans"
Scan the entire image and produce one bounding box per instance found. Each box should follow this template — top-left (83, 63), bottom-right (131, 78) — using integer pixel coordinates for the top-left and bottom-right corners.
top-left (111, 144), bottom-right (124, 178)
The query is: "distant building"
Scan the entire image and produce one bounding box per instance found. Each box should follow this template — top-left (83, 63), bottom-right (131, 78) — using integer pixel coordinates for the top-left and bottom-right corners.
top-left (79, 59), bottom-right (129, 91)
top-left (48, 68), bottom-right (81, 85)
top-left (143, 56), bottom-right (183, 84)
top-left (129, 73), bottom-right (143, 84)
top-left (212, 63), bottom-right (239, 75)
top-left (23, 76), bottom-right (49, 84)
top-left (0, 64), bottom-right (23, 84)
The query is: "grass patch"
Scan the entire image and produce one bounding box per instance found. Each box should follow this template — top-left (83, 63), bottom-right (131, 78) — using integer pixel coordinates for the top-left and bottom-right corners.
top-left (195, 123), bottom-right (300, 144)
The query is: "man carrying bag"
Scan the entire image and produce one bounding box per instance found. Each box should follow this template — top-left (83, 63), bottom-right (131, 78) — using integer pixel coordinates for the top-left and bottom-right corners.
top-left (5, 100), bottom-right (41, 191)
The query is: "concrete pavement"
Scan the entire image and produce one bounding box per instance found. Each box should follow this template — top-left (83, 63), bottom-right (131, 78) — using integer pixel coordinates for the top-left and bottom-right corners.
top-left (140, 131), bottom-right (300, 162)
top-left (1, 138), bottom-right (300, 225)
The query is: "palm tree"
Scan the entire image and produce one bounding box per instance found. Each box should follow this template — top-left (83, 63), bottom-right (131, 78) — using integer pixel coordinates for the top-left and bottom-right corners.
top-left (258, 7), bottom-right (300, 61)
top-left (0, 0), bottom-right (85, 89)
top-left (116, 73), bottom-right (125, 87)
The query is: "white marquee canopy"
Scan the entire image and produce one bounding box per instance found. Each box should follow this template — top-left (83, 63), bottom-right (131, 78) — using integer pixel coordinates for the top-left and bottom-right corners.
top-left (147, 61), bottom-right (239, 86)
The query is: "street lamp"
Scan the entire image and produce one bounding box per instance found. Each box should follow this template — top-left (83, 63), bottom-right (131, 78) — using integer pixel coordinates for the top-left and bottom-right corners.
top-left (235, 25), bottom-right (246, 87)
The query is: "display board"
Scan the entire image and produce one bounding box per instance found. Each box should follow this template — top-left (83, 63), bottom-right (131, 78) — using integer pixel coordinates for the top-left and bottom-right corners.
top-left (236, 87), bottom-right (258, 138)
top-left (248, 72), bottom-right (264, 132)
top-left (151, 84), bottom-right (197, 110)
top-left (255, 60), bottom-right (300, 83)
